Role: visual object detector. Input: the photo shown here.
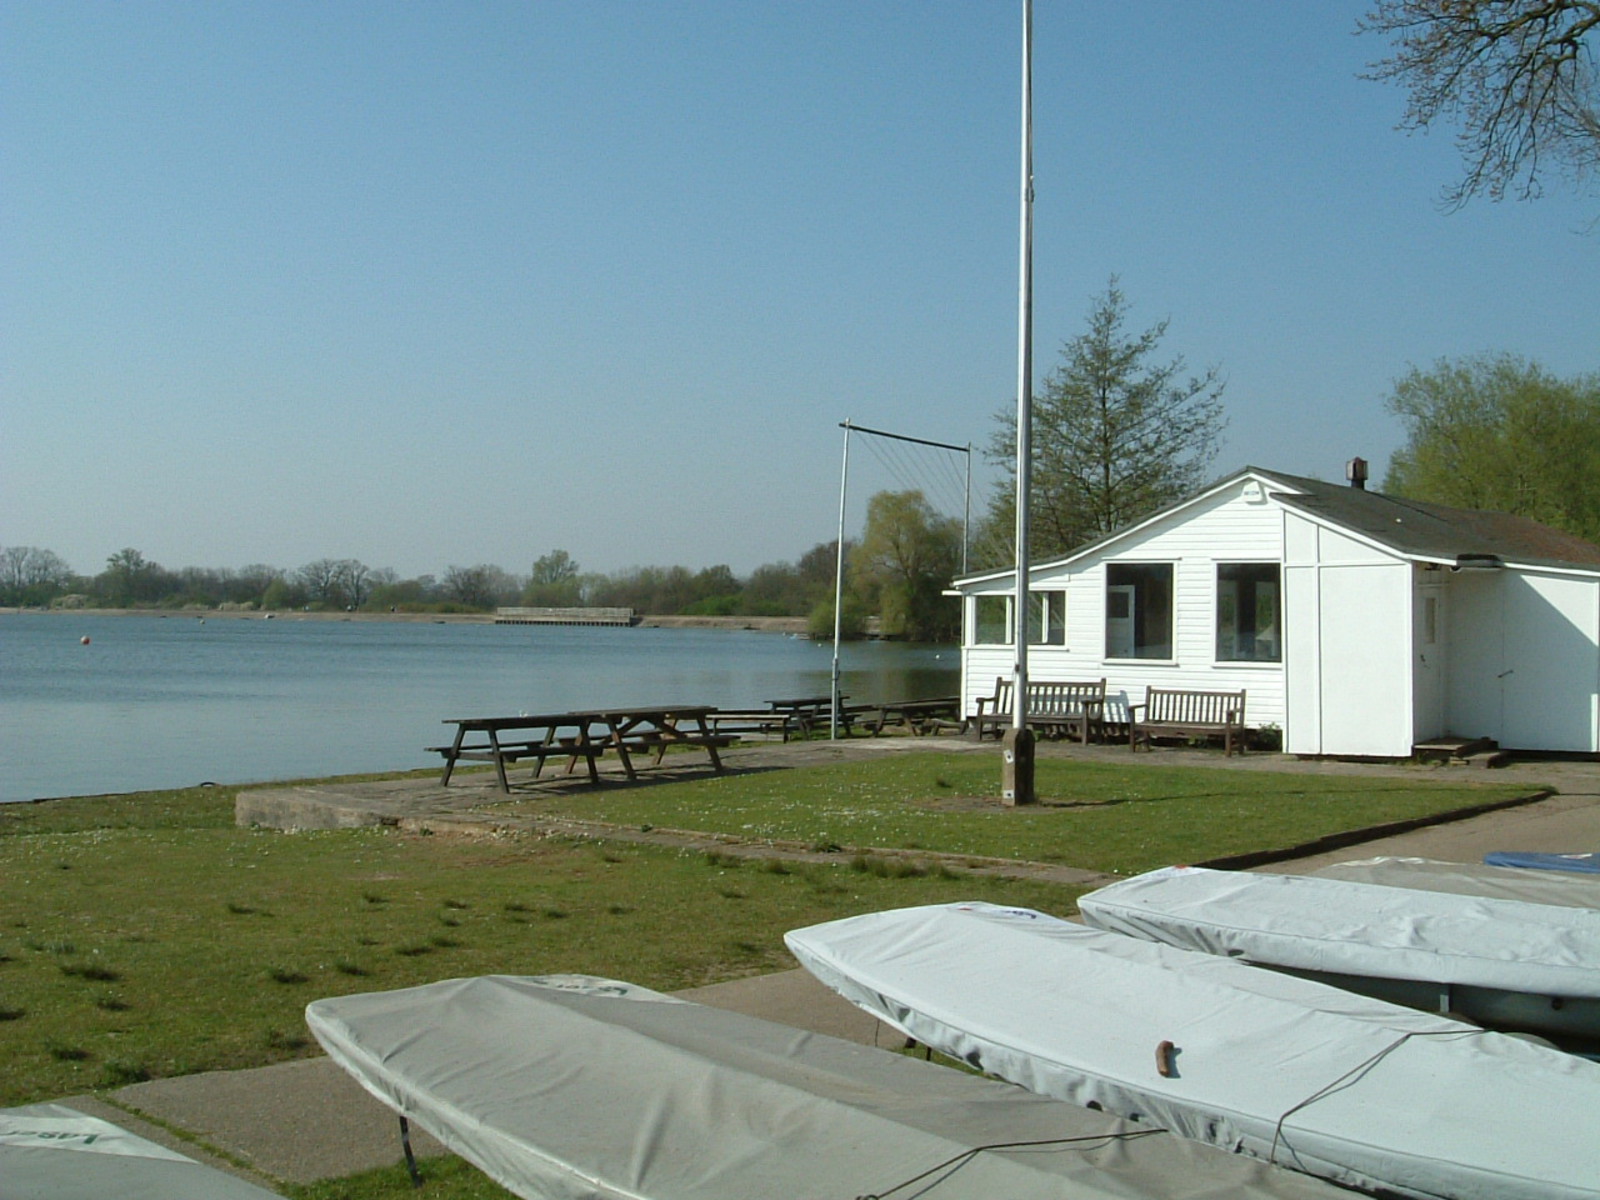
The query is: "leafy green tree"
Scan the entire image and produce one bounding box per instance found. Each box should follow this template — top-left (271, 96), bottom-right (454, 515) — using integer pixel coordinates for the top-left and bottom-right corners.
top-left (97, 548), bottom-right (166, 607)
top-left (525, 550), bottom-right (583, 606)
top-left (1360, 0), bottom-right (1600, 207)
top-left (985, 278), bottom-right (1226, 564)
top-left (1383, 353), bottom-right (1600, 539)
top-left (851, 490), bottom-right (963, 641)
top-left (807, 592), bottom-right (868, 640)
top-left (261, 577), bottom-right (299, 610)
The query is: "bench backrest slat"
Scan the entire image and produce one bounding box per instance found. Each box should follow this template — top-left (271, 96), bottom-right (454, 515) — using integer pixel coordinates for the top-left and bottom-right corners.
top-left (986, 677), bottom-right (1106, 717)
top-left (1144, 688), bottom-right (1245, 724)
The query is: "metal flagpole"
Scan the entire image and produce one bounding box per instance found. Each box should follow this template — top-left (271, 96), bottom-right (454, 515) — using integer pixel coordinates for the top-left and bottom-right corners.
top-left (963, 443), bottom-right (972, 577)
top-left (832, 421), bottom-right (852, 740)
top-left (1003, 0), bottom-right (1036, 805)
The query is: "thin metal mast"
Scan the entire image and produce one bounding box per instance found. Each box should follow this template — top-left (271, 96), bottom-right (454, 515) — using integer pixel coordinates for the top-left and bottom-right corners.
top-left (1013, 0), bottom-right (1034, 733)
top-left (832, 421), bottom-right (851, 740)
top-left (831, 419), bottom-right (968, 738)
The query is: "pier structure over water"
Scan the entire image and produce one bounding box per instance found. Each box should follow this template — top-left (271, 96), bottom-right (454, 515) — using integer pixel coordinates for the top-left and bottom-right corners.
top-left (493, 606), bottom-right (637, 627)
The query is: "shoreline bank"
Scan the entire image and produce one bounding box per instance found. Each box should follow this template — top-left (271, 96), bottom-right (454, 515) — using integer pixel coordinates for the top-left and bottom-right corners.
top-left (2, 607), bottom-right (810, 633)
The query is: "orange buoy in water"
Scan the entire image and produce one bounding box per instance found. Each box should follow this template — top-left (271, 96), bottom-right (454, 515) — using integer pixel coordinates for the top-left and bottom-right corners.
top-left (80, 636), bottom-right (91, 645)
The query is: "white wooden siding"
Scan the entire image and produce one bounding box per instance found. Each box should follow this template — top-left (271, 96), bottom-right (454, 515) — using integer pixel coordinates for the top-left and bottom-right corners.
top-left (1444, 569), bottom-right (1600, 752)
top-left (1282, 514), bottom-right (1413, 756)
top-left (969, 481), bottom-right (1289, 729)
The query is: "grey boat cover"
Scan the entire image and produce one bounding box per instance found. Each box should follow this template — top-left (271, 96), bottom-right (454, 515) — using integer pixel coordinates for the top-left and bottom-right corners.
top-left (1485, 850), bottom-right (1600, 874)
top-left (304, 973), bottom-right (1351, 1200)
top-left (1078, 864), bottom-right (1600, 999)
top-left (785, 902), bottom-right (1600, 1200)
top-left (1313, 856), bottom-right (1600, 908)
top-left (0, 1103), bottom-right (285, 1200)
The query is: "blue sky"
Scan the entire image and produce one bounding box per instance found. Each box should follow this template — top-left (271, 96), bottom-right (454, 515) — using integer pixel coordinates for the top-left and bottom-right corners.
top-left (4, 1), bottom-right (1596, 581)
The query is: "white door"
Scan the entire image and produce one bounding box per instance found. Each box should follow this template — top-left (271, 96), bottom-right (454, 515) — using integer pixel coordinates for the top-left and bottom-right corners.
top-left (1106, 585), bottom-right (1135, 658)
top-left (1413, 581), bottom-right (1446, 741)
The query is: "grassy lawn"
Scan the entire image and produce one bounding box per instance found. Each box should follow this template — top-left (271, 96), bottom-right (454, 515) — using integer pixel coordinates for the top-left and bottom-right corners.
top-left (0, 784), bottom-right (1075, 1109)
top-left (0, 755), bottom-right (1541, 1199)
top-left (476, 753), bottom-right (1538, 875)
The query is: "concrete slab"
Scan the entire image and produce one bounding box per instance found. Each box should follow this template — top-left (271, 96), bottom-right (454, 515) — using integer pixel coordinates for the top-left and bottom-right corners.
top-left (1268, 789), bottom-right (1600, 875)
top-left (112, 1056), bottom-right (446, 1186)
top-left (48, 1093), bottom-right (287, 1194)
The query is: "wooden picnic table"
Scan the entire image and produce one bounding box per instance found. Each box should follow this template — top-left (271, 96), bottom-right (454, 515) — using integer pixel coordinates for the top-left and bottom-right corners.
top-left (431, 706), bottom-right (732, 793)
top-left (765, 695), bottom-right (855, 736)
top-left (859, 696), bottom-right (962, 736)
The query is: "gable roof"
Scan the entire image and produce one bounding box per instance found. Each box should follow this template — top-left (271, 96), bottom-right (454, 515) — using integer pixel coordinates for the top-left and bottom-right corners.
top-left (1260, 469), bottom-right (1600, 572)
top-left (955, 466), bottom-right (1600, 589)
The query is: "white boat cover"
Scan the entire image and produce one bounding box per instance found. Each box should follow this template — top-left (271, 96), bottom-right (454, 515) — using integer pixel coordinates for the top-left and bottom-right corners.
top-left (0, 1103), bottom-right (285, 1200)
top-left (305, 973), bottom-right (1352, 1200)
top-left (1077, 864), bottom-right (1600, 999)
top-left (1313, 856), bottom-right (1600, 908)
top-left (785, 902), bottom-right (1600, 1200)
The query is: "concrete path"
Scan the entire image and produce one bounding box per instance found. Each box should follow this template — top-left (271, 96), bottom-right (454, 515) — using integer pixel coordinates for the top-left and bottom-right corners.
top-left (56, 742), bottom-right (1600, 1191)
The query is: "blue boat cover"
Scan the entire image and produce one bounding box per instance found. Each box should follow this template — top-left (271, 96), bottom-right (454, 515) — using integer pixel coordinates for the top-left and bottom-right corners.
top-left (1485, 850), bottom-right (1600, 874)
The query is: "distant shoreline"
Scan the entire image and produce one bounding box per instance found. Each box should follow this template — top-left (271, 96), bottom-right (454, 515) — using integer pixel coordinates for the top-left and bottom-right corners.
top-left (1, 607), bottom-right (810, 634)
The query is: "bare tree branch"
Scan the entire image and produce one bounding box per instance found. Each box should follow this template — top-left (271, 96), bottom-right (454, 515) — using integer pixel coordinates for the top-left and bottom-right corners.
top-left (1361, 0), bottom-right (1600, 206)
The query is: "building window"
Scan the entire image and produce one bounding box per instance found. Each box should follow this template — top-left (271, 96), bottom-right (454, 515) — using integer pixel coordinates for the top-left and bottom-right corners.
top-left (1216, 563), bottom-right (1280, 662)
top-left (1106, 564), bottom-right (1173, 659)
top-left (973, 591), bottom-right (1067, 646)
top-left (974, 595), bottom-right (1010, 644)
top-left (1029, 591), bottom-right (1066, 645)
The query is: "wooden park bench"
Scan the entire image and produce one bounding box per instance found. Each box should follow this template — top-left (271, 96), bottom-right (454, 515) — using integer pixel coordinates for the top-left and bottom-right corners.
top-left (1128, 687), bottom-right (1248, 755)
top-left (972, 678), bottom-right (1107, 744)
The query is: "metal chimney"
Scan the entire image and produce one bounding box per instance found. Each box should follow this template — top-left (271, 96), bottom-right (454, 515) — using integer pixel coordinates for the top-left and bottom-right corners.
top-left (1346, 457), bottom-right (1368, 490)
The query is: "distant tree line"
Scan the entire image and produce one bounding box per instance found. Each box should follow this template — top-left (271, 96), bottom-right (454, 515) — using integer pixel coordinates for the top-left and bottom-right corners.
top-left (0, 497), bottom-right (964, 642)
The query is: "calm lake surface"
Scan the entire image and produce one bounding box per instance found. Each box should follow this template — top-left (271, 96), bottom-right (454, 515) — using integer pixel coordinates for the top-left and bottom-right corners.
top-left (0, 613), bottom-right (957, 803)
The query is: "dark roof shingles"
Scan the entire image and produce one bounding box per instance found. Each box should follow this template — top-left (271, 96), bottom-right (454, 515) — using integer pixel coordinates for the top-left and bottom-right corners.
top-left (1260, 470), bottom-right (1600, 571)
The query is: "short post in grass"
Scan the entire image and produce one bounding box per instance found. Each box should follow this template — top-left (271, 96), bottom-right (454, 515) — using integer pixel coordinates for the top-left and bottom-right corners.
top-left (1000, 725), bottom-right (1035, 806)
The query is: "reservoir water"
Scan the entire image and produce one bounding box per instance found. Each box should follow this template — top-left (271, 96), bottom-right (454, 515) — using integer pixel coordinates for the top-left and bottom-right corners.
top-left (0, 613), bottom-right (957, 803)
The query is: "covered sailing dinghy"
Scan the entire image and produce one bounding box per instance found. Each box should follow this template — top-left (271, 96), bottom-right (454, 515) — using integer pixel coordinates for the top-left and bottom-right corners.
top-left (786, 902), bottom-right (1600, 1200)
top-left (1312, 855), bottom-right (1600, 907)
top-left (305, 973), bottom-right (1351, 1200)
top-left (0, 1103), bottom-right (286, 1200)
top-left (1078, 864), bottom-right (1600, 1043)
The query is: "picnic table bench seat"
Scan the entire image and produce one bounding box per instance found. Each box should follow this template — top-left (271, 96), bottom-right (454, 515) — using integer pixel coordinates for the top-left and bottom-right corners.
top-left (973, 678), bottom-right (1107, 744)
top-left (707, 710), bottom-right (799, 741)
top-left (612, 727), bottom-right (737, 767)
top-left (858, 697), bottom-right (963, 737)
top-left (428, 724), bottom-right (612, 791)
top-left (764, 696), bottom-right (859, 737)
top-left (1128, 687), bottom-right (1248, 755)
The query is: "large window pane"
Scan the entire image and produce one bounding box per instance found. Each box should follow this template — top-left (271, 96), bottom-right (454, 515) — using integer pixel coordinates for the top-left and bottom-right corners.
top-left (1105, 564), bottom-right (1172, 659)
top-left (1028, 591), bottom-right (1067, 645)
top-left (973, 591), bottom-right (1067, 646)
top-left (1216, 563), bottom-right (1280, 662)
top-left (974, 595), bottom-right (1010, 644)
